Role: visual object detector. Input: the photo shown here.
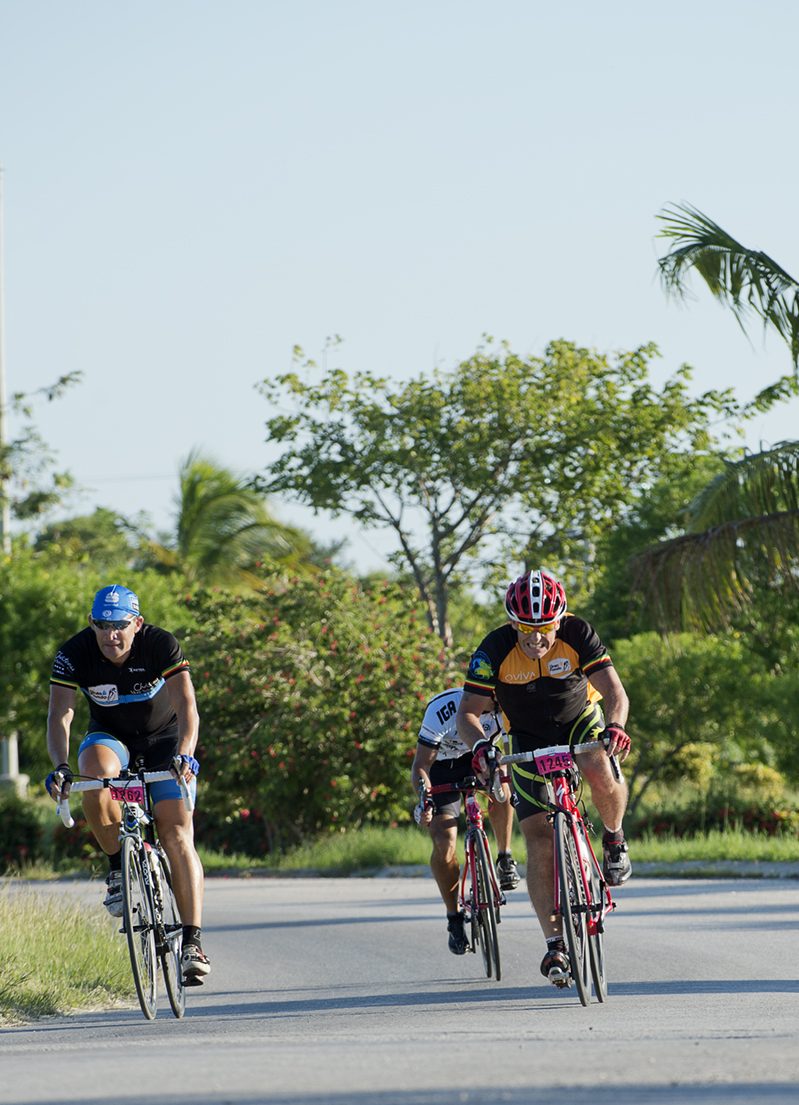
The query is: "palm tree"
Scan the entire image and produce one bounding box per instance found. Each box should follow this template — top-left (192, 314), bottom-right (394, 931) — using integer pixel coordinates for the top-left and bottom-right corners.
top-left (657, 202), bottom-right (799, 401)
top-left (147, 450), bottom-right (314, 585)
top-left (634, 206), bottom-right (799, 629)
top-left (632, 441), bottom-right (799, 630)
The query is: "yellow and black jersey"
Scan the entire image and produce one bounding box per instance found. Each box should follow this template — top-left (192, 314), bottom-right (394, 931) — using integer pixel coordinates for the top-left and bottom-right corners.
top-left (463, 614), bottom-right (613, 743)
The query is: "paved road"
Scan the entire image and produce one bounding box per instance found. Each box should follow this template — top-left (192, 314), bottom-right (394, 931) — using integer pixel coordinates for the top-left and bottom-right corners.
top-left (1, 875), bottom-right (798, 1104)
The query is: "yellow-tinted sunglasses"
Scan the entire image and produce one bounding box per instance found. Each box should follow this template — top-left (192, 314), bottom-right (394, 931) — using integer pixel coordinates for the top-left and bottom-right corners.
top-left (514, 619), bottom-right (558, 635)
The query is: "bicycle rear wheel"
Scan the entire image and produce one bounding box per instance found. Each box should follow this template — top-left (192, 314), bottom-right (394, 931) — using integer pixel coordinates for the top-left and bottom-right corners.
top-left (471, 830), bottom-right (501, 981)
top-left (555, 813), bottom-right (591, 1006)
top-left (155, 849), bottom-right (185, 1018)
top-left (122, 836), bottom-right (157, 1019)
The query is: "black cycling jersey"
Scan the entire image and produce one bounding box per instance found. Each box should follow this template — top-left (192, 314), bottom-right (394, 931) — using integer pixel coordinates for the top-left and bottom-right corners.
top-left (463, 614), bottom-right (613, 743)
top-left (50, 624), bottom-right (190, 743)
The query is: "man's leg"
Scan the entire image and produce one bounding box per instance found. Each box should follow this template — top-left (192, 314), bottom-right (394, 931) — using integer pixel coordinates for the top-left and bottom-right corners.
top-left (580, 748), bottom-right (632, 885)
top-left (155, 797), bottom-right (210, 980)
top-left (487, 786), bottom-right (520, 889)
top-left (520, 811), bottom-right (571, 987)
top-left (519, 811), bottom-right (559, 938)
top-left (428, 814), bottom-right (469, 954)
top-left (77, 742), bottom-right (124, 855)
top-left (153, 798), bottom-right (204, 927)
top-left (428, 814), bottom-right (460, 914)
top-left (77, 742), bottom-right (125, 917)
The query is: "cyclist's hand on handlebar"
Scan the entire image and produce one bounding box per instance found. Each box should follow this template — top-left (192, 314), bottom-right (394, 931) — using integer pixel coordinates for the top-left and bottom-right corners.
top-left (414, 782), bottom-right (433, 826)
top-left (603, 722), bottom-right (631, 762)
top-left (471, 738), bottom-right (499, 783)
top-left (172, 753), bottom-right (200, 781)
top-left (45, 763), bottom-right (73, 802)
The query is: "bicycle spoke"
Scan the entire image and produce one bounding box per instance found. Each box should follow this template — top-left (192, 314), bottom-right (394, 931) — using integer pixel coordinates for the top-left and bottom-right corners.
top-left (122, 836), bottom-right (158, 1020)
top-left (555, 814), bottom-right (591, 1006)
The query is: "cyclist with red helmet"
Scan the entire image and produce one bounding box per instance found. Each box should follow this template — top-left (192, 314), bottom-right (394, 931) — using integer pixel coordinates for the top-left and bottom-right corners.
top-left (456, 568), bottom-right (632, 988)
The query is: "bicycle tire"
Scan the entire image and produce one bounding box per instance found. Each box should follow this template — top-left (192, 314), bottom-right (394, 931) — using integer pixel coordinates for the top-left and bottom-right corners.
top-left (122, 836), bottom-right (158, 1020)
top-left (582, 832), bottom-right (608, 1002)
top-left (554, 812), bottom-right (591, 1006)
top-left (470, 830), bottom-right (501, 980)
top-left (155, 848), bottom-right (185, 1018)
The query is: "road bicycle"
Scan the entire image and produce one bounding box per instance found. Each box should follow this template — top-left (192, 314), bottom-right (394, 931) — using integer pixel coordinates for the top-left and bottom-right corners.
top-left (502, 740), bottom-right (617, 1006)
top-left (57, 766), bottom-right (192, 1020)
top-left (421, 771), bottom-right (507, 981)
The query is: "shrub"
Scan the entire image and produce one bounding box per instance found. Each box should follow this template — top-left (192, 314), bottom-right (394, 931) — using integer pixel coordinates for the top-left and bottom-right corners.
top-left (0, 792), bottom-right (45, 871)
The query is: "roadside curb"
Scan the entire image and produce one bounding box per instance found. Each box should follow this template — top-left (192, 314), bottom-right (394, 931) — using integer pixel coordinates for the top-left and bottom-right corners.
top-left (212, 860), bottom-right (799, 880)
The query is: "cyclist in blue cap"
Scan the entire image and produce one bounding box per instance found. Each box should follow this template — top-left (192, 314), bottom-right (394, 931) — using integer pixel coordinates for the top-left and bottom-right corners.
top-left (44, 584), bottom-right (210, 984)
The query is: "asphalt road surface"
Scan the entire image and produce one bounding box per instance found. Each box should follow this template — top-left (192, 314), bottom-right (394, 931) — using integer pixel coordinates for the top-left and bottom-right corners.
top-left (1, 874), bottom-right (797, 1105)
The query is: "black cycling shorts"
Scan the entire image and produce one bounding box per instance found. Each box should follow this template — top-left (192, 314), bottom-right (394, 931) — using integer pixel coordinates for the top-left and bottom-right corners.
top-left (510, 703), bottom-right (605, 821)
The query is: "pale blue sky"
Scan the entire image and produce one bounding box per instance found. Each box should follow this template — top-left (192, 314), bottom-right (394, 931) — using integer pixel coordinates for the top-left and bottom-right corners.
top-left (2, 1), bottom-right (797, 570)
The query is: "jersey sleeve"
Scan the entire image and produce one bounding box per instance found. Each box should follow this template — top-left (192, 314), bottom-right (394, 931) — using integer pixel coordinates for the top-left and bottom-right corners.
top-left (463, 627), bottom-right (512, 698)
top-left (417, 689), bottom-right (461, 749)
top-left (50, 646), bottom-right (81, 690)
top-left (571, 618), bottom-right (613, 677)
top-left (153, 628), bottom-right (191, 679)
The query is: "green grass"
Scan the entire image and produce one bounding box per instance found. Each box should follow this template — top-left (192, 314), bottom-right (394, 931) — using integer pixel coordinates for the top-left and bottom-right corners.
top-left (198, 823), bottom-right (799, 875)
top-left (0, 886), bottom-right (132, 1024)
top-left (631, 827), bottom-right (799, 863)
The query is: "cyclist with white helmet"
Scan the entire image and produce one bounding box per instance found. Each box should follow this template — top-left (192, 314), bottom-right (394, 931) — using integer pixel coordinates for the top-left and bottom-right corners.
top-left (44, 584), bottom-right (211, 984)
top-left (456, 568), bottom-right (631, 988)
top-left (411, 687), bottom-right (519, 956)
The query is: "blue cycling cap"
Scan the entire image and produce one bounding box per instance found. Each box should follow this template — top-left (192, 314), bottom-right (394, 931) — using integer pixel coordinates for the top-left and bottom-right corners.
top-left (91, 585), bottom-right (141, 621)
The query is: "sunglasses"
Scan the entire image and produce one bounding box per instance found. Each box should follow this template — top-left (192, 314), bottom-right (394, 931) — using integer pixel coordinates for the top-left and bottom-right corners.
top-left (514, 619), bottom-right (558, 635)
top-left (91, 618), bottom-right (136, 631)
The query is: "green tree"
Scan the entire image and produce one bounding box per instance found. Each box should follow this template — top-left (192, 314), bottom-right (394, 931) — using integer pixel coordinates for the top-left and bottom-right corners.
top-left (0, 374), bottom-right (81, 539)
top-left (585, 452), bottom-right (726, 641)
top-left (33, 508), bottom-right (148, 573)
top-left (144, 450), bottom-right (315, 585)
top-left (631, 442), bottom-right (799, 631)
top-left (611, 632), bottom-right (785, 821)
top-left (657, 202), bottom-right (799, 401)
top-left (259, 340), bottom-right (735, 644)
top-left (183, 571), bottom-right (452, 852)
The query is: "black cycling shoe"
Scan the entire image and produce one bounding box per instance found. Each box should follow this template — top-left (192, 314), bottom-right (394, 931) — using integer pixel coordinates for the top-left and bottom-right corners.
top-left (496, 855), bottom-right (520, 891)
top-left (602, 834), bottom-right (632, 886)
top-left (447, 912), bottom-right (469, 955)
top-left (540, 943), bottom-right (570, 988)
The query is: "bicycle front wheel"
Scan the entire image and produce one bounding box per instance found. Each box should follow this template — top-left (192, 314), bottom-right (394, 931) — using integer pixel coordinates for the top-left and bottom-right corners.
top-left (122, 836), bottom-right (158, 1019)
top-left (156, 849), bottom-right (185, 1018)
top-left (471, 830), bottom-right (501, 981)
top-left (580, 828), bottom-right (608, 1002)
top-left (555, 813), bottom-right (591, 1006)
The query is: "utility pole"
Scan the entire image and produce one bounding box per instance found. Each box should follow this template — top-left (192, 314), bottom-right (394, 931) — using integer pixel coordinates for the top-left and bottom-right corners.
top-left (0, 166), bottom-right (27, 797)
top-left (0, 165), bottom-right (10, 555)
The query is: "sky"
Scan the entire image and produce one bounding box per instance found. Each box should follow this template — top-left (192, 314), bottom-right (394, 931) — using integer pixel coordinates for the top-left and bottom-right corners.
top-left (2, 0), bottom-right (798, 572)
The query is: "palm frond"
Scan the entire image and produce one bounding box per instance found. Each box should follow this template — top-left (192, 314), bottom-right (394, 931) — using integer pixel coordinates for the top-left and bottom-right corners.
top-left (657, 202), bottom-right (799, 368)
top-left (632, 510), bottom-right (799, 631)
top-left (686, 441), bottom-right (799, 531)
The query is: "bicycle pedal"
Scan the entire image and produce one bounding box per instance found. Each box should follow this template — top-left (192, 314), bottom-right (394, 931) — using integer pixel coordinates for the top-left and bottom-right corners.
top-left (183, 975), bottom-right (204, 987)
top-left (548, 968), bottom-right (571, 988)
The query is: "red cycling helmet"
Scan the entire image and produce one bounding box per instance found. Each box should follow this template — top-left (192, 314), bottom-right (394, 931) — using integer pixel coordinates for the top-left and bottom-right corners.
top-left (504, 569), bottom-right (567, 626)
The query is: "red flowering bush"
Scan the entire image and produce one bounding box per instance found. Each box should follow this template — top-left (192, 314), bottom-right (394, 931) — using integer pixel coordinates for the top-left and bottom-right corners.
top-left (183, 570), bottom-right (451, 855)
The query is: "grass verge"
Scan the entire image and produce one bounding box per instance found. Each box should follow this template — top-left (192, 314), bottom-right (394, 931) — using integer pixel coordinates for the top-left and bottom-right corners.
top-left (197, 823), bottom-right (799, 875)
top-left (0, 886), bottom-right (132, 1024)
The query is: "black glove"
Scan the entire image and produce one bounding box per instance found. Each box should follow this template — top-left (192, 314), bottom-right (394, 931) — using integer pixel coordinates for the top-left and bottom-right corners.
top-left (45, 762), bottom-right (73, 798)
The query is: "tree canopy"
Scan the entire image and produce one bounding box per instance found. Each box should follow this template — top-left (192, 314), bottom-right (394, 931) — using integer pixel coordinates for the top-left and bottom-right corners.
top-left (259, 340), bottom-right (737, 643)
